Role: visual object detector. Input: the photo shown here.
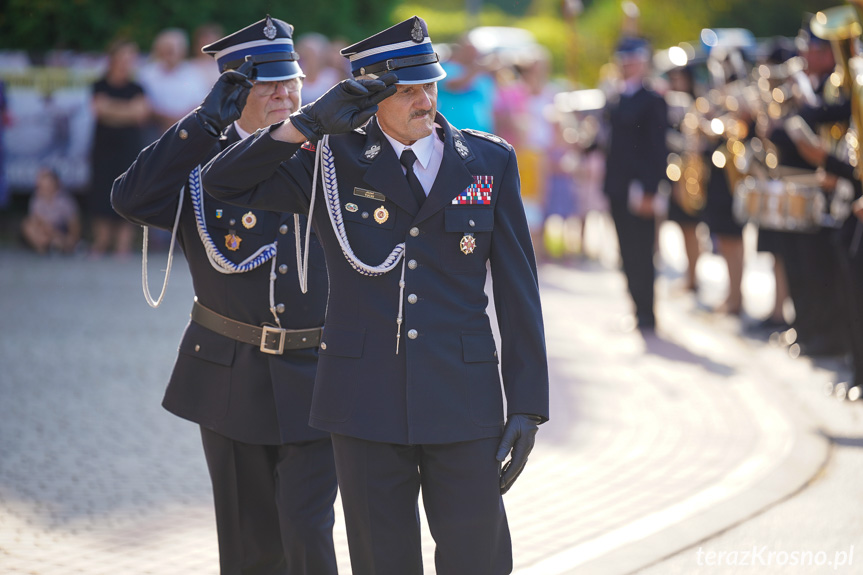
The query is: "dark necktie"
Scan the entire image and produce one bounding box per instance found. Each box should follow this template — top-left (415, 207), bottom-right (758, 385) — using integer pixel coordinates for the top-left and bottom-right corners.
top-left (399, 149), bottom-right (426, 208)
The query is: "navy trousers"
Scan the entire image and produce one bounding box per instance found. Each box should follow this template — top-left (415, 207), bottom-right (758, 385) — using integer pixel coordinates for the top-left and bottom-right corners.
top-left (331, 434), bottom-right (512, 575)
top-left (610, 201), bottom-right (656, 326)
top-left (200, 427), bottom-right (338, 575)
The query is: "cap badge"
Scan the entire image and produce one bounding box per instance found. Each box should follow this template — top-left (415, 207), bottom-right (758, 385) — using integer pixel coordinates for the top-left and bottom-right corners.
top-left (455, 139), bottom-right (469, 158)
top-left (364, 143), bottom-right (381, 159)
top-left (345, 202), bottom-right (359, 213)
top-left (374, 205), bottom-right (389, 224)
top-left (263, 16), bottom-right (278, 41)
top-left (411, 20), bottom-right (424, 43)
top-left (460, 233), bottom-right (476, 255)
top-left (225, 233), bottom-right (242, 251)
top-left (241, 211), bottom-right (257, 229)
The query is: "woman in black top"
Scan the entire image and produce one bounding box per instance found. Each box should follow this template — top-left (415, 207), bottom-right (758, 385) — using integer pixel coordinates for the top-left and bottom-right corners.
top-left (89, 39), bottom-right (149, 257)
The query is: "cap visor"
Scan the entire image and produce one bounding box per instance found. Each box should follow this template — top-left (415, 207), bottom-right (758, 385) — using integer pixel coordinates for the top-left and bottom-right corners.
top-left (379, 62), bottom-right (446, 85)
top-left (253, 60), bottom-right (304, 82)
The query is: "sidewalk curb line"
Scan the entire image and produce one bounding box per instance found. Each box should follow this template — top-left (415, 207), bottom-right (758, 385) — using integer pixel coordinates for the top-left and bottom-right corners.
top-left (565, 417), bottom-right (830, 574)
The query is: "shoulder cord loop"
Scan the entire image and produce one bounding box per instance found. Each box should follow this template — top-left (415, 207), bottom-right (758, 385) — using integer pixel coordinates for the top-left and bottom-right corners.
top-left (142, 165), bottom-right (281, 327)
top-left (142, 182), bottom-right (184, 308)
top-left (299, 135), bottom-right (407, 352)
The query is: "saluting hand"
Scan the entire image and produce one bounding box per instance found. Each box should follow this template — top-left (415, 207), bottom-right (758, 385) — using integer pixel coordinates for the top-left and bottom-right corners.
top-left (289, 72), bottom-right (398, 141)
top-left (496, 414), bottom-right (543, 494)
top-left (197, 59), bottom-right (255, 137)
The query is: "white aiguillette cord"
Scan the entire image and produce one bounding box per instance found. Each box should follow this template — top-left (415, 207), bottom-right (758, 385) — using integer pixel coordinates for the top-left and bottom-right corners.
top-left (142, 165), bottom-right (278, 315)
top-left (142, 183), bottom-right (185, 308)
top-left (299, 134), bottom-right (408, 352)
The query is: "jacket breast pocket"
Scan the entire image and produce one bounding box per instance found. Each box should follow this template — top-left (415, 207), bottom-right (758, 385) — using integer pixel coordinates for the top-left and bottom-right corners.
top-left (342, 196), bottom-right (397, 231)
top-left (441, 206), bottom-right (493, 274)
top-left (206, 201), bottom-right (266, 238)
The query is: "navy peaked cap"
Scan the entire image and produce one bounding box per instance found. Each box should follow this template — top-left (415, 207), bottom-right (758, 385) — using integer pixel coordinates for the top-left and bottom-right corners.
top-left (340, 16), bottom-right (446, 84)
top-left (202, 16), bottom-right (303, 81)
top-left (615, 36), bottom-right (651, 60)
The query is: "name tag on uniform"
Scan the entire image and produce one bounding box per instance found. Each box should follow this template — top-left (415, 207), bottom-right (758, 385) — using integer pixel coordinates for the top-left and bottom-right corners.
top-left (353, 187), bottom-right (387, 202)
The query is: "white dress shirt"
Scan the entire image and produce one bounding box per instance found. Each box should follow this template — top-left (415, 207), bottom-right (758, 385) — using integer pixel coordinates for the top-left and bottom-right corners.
top-left (380, 125), bottom-right (445, 197)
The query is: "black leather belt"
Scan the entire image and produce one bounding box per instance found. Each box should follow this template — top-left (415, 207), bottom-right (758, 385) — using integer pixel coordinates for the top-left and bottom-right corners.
top-left (191, 299), bottom-right (322, 355)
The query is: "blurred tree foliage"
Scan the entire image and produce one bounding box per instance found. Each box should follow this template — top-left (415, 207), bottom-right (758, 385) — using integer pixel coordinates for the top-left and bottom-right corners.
top-left (399, 0), bottom-right (840, 85)
top-left (0, 0), bottom-right (399, 52)
top-left (0, 0), bottom-right (844, 85)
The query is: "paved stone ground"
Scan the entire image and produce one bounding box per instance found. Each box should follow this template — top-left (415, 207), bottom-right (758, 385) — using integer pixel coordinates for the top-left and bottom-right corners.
top-left (0, 219), bottom-right (857, 574)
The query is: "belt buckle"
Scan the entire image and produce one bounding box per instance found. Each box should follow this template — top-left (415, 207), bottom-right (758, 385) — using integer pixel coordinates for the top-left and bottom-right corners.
top-left (260, 325), bottom-right (286, 355)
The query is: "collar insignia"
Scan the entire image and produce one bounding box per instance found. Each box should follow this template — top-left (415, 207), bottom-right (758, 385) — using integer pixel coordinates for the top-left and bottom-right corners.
top-left (364, 143), bottom-right (381, 159)
top-left (455, 138), bottom-right (469, 158)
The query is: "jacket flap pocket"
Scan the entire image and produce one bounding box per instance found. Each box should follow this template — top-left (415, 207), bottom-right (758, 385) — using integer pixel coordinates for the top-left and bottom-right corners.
top-left (320, 325), bottom-right (366, 358)
top-left (179, 322), bottom-right (236, 366)
top-left (445, 206), bottom-right (494, 232)
top-left (461, 332), bottom-right (499, 364)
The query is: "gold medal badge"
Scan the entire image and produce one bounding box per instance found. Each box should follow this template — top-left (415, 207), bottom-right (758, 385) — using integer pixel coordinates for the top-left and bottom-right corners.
top-left (374, 206), bottom-right (389, 224)
top-left (225, 233), bottom-right (242, 251)
top-left (241, 211), bottom-right (257, 229)
top-left (460, 234), bottom-right (476, 255)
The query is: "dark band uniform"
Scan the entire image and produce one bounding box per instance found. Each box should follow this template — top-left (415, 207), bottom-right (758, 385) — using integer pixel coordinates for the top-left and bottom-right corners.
top-left (202, 17), bottom-right (549, 574)
top-left (111, 17), bottom-right (337, 575)
top-left (603, 37), bottom-right (669, 329)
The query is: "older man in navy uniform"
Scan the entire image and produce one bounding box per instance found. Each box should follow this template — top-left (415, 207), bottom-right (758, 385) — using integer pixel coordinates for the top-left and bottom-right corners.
top-left (111, 17), bottom-right (337, 575)
top-left (202, 16), bottom-right (550, 575)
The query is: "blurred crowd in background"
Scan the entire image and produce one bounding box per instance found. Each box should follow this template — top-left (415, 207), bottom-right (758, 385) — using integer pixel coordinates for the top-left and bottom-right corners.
top-left (2, 1), bottom-right (863, 395)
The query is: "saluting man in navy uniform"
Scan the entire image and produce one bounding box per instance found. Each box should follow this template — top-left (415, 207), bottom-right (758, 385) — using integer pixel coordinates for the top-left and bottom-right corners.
top-left (202, 16), bottom-right (550, 575)
top-left (111, 17), bottom-right (337, 575)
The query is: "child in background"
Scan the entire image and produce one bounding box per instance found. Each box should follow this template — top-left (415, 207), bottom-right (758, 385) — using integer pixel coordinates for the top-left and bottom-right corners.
top-left (21, 167), bottom-right (80, 254)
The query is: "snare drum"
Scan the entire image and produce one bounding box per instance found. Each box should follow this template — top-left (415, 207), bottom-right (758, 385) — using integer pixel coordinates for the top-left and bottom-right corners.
top-left (734, 175), bottom-right (825, 232)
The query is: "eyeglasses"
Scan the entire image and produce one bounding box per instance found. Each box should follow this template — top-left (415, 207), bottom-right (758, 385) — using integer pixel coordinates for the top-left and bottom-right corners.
top-left (251, 78), bottom-right (302, 97)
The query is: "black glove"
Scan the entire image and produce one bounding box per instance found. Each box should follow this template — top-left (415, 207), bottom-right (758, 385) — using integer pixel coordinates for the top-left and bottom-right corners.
top-left (496, 414), bottom-right (542, 494)
top-left (196, 59), bottom-right (254, 137)
top-left (289, 73), bottom-right (398, 141)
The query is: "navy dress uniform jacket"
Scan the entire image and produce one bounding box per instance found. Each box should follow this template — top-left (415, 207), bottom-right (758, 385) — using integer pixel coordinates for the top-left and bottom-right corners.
top-left (202, 113), bottom-right (550, 445)
top-left (603, 86), bottom-right (669, 204)
top-left (111, 112), bottom-right (329, 445)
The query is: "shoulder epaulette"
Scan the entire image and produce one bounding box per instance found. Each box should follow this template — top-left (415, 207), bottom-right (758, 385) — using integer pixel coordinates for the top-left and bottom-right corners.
top-left (462, 128), bottom-right (512, 150)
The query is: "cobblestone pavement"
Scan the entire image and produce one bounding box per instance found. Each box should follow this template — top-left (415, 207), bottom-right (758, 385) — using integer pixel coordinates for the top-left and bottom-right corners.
top-left (0, 220), bottom-right (856, 574)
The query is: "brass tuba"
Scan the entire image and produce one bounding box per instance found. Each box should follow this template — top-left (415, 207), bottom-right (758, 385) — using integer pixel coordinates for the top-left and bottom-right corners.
top-left (809, 4), bottom-right (861, 171)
